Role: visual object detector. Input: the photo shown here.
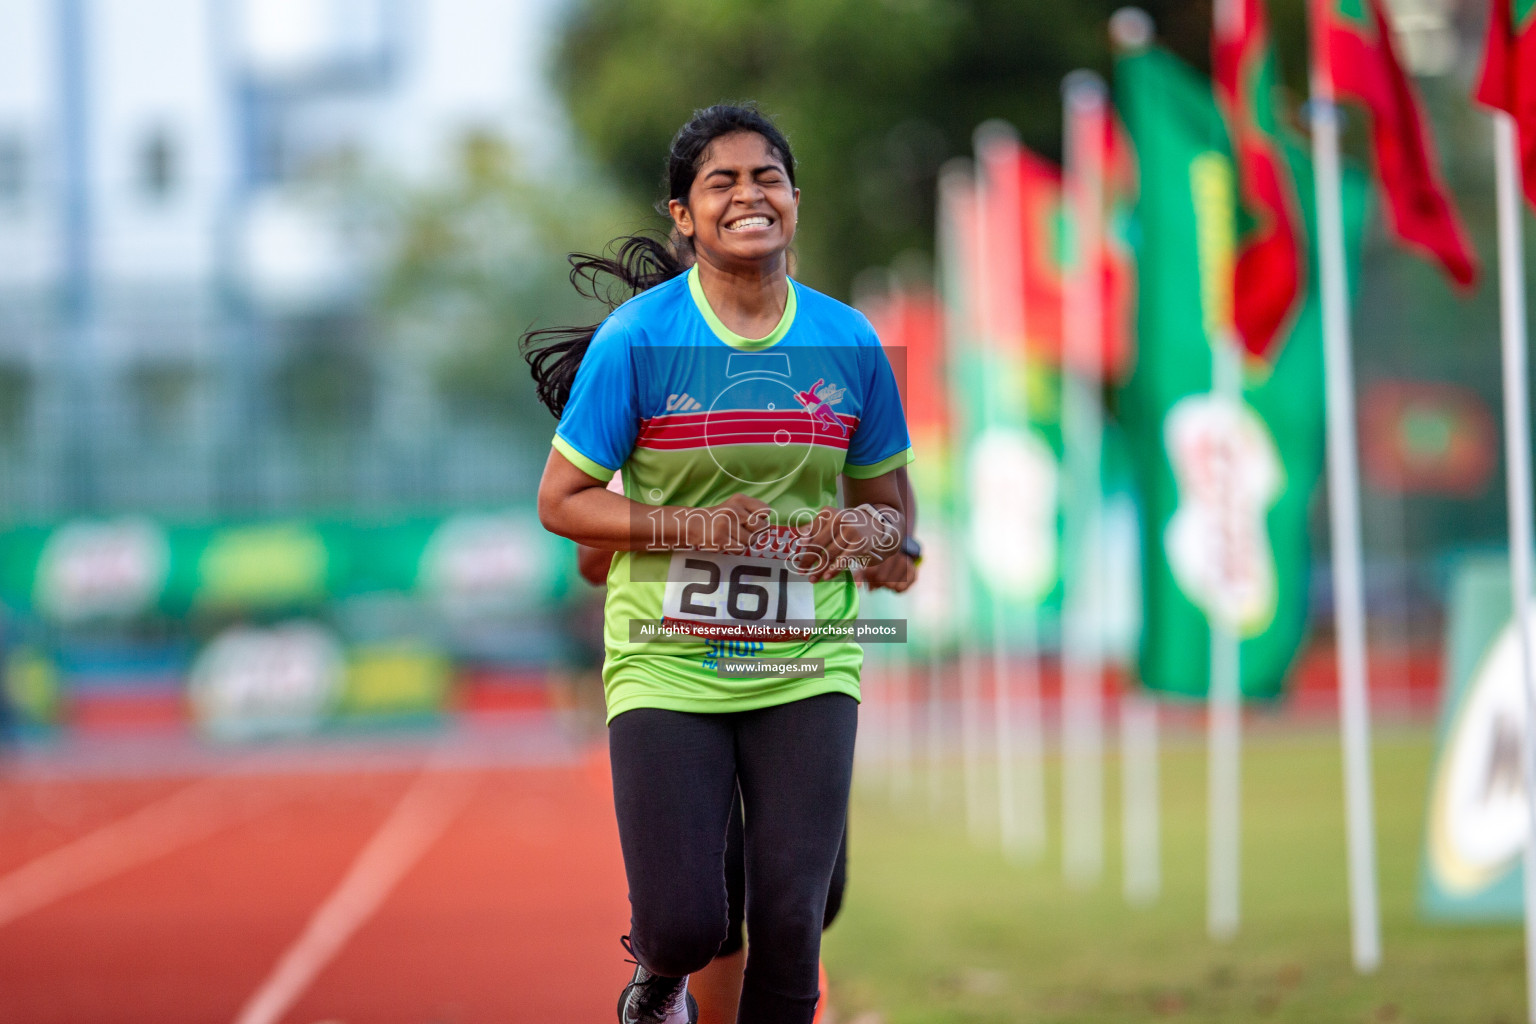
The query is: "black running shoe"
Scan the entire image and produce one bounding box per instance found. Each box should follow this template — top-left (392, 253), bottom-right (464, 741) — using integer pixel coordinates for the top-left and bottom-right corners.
top-left (617, 936), bottom-right (698, 1024)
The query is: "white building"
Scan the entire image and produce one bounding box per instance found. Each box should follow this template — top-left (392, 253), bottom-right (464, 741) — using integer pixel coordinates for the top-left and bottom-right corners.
top-left (0, 0), bottom-right (572, 519)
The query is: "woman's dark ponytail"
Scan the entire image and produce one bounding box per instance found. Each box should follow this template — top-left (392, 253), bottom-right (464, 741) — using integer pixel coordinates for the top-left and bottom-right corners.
top-left (522, 103), bottom-right (796, 419)
top-left (521, 234), bottom-right (689, 418)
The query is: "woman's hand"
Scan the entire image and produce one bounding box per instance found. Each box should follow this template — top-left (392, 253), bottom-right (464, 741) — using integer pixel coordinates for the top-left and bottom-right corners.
top-left (792, 505), bottom-right (902, 583)
top-left (855, 551), bottom-right (919, 593)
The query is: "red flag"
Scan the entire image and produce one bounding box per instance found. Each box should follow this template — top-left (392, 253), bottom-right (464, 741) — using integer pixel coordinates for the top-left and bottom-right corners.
top-left (971, 130), bottom-right (1134, 380)
top-left (1013, 149), bottom-right (1065, 365)
top-left (1475, 0), bottom-right (1536, 208)
top-left (866, 289), bottom-right (947, 442)
top-left (1212, 0), bottom-right (1308, 361)
top-left (1314, 0), bottom-right (1480, 286)
top-left (995, 143), bottom-right (1135, 381)
top-left (1095, 115), bottom-right (1138, 382)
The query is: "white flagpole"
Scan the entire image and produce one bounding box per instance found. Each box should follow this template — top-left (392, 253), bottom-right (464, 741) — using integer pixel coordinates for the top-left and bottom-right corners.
top-left (1109, 1), bottom-right (1164, 914)
top-left (851, 275), bottom-right (889, 791)
top-left (1061, 73), bottom-right (1108, 886)
top-left (958, 593), bottom-right (987, 838)
top-left (975, 122), bottom-right (1049, 860)
top-left (1207, 336), bottom-right (1243, 941)
top-left (1202, 0), bottom-right (1246, 942)
top-left (855, 637), bottom-right (884, 785)
top-left (1121, 694), bottom-right (1161, 904)
top-left (927, 639), bottom-right (947, 816)
top-left (966, 169), bottom-right (995, 843)
top-left (1308, 42), bottom-right (1383, 972)
top-left (889, 610), bottom-right (916, 805)
top-left (974, 126), bottom-right (1019, 851)
top-left (1206, 650), bottom-right (1241, 938)
top-left (864, 590), bottom-right (893, 794)
top-left (1489, 109), bottom-right (1536, 1024)
top-left (883, 275), bottom-right (918, 808)
top-left (938, 160), bottom-right (990, 841)
top-left (929, 192), bottom-right (959, 821)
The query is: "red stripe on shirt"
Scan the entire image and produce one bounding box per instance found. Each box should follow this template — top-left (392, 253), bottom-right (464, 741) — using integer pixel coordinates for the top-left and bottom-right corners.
top-left (637, 410), bottom-right (858, 451)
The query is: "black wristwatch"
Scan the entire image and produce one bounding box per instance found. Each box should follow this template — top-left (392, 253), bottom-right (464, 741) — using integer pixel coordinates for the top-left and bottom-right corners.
top-left (900, 535), bottom-right (923, 565)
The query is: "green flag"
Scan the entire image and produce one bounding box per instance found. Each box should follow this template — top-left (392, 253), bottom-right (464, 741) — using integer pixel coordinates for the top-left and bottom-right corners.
top-left (1115, 47), bottom-right (1368, 700)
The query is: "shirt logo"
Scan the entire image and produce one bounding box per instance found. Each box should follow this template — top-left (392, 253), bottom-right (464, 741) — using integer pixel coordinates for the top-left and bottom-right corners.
top-left (794, 378), bottom-right (847, 437)
top-left (667, 393), bottom-right (704, 412)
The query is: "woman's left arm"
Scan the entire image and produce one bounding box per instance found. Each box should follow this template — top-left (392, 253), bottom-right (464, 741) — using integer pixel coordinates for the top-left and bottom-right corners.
top-left (855, 466), bottom-right (919, 592)
top-left (795, 469), bottom-right (906, 583)
top-left (844, 467), bottom-right (907, 540)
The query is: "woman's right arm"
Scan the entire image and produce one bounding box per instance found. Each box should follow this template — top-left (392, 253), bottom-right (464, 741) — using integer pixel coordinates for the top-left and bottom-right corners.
top-left (537, 449), bottom-right (771, 553)
top-left (537, 450), bottom-right (648, 550)
top-left (576, 544), bottom-right (615, 586)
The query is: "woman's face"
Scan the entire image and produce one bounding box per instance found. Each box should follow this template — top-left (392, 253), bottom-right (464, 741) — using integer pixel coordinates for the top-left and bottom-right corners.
top-left (670, 131), bottom-right (798, 272)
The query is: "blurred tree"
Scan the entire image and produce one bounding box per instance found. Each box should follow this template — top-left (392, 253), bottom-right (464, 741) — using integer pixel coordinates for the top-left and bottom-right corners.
top-left (377, 131), bottom-right (632, 433)
top-left (553, 0), bottom-right (1252, 298)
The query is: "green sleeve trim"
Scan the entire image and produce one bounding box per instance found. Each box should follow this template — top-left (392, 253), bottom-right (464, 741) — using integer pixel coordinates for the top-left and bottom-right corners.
top-left (687, 265), bottom-right (797, 350)
top-left (552, 435), bottom-right (617, 481)
top-left (843, 447), bottom-right (914, 479)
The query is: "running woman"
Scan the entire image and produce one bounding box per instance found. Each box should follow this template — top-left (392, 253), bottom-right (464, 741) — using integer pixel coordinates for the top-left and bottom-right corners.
top-left (526, 104), bottom-right (912, 1024)
top-left (575, 475), bottom-right (923, 1024)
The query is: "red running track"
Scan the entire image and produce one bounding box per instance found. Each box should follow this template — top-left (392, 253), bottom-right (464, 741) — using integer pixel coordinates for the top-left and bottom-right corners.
top-left (0, 741), bottom-right (634, 1023)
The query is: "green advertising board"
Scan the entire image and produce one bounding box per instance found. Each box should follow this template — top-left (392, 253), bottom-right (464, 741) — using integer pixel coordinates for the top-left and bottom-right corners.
top-left (0, 509), bottom-right (580, 622)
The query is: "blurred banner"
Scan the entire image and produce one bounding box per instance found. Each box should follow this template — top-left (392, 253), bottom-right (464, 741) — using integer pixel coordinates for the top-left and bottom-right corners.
top-left (1421, 555), bottom-right (1529, 920)
top-left (1360, 380), bottom-right (1497, 496)
top-left (1114, 47), bottom-right (1368, 700)
top-left (0, 510), bottom-right (582, 737)
top-left (1, 512), bottom-right (574, 617)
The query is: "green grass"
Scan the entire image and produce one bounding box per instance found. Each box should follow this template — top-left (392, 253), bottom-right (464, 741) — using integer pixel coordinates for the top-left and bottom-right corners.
top-left (824, 725), bottom-right (1525, 1023)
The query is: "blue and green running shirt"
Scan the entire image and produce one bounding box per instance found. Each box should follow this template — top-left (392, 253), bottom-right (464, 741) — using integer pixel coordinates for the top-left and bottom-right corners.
top-left (553, 265), bottom-right (913, 721)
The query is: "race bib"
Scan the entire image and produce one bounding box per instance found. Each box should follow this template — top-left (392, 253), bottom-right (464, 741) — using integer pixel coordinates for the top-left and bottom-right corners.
top-left (661, 550), bottom-right (815, 640)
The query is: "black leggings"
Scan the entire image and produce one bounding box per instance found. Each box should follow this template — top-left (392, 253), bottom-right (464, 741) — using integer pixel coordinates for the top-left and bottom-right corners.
top-left (609, 693), bottom-right (857, 1024)
top-left (717, 785), bottom-right (847, 957)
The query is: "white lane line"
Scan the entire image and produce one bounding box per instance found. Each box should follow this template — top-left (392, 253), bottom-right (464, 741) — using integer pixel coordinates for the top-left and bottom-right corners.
top-left (0, 773), bottom-right (271, 928)
top-left (232, 767), bottom-right (479, 1024)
